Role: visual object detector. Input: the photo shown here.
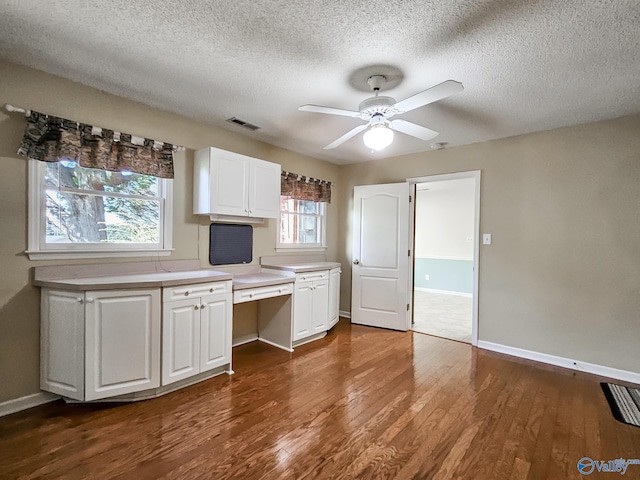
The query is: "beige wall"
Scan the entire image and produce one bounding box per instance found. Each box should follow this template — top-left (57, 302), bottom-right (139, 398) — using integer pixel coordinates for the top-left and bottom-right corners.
top-left (415, 178), bottom-right (476, 260)
top-left (2, 57), bottom-right (639, 406)
top-left (338, 114), bottom-right (640, 373)
top-left (0, 60), bottom-right (341, 404)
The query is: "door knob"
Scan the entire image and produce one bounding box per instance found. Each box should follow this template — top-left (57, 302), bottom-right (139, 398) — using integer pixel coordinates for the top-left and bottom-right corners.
top-left (353, 259), bottom-right (360, 265)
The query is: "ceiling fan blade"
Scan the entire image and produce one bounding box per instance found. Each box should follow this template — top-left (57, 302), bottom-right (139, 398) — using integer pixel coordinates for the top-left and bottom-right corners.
top-left (324, 124), bottom-right (369, 149)
top-left (393, 80), bottom-right (463, 113)
top-left (299, 104), bottom-right (361, 118)
top-left (389, 119), bottom-right (439, 141)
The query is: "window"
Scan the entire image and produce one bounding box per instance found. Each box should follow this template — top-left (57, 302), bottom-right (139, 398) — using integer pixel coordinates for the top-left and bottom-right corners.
top-left (277, 196), bottom-right (326, 250)
top-left (27, 160), bottom-right (172, 259)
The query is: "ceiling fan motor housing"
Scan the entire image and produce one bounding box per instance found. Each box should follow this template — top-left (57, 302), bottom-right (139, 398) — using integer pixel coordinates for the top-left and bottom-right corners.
top-left (358, 96), bottom-right (398, 120)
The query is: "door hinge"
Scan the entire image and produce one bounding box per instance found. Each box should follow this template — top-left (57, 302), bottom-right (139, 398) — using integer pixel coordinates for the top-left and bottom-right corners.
top-left (408, 249), bottom-right (411, 257)
top-left (409, 195), bottom-right (412, 203)
top-left (407, 303), bottom-right (410, 311)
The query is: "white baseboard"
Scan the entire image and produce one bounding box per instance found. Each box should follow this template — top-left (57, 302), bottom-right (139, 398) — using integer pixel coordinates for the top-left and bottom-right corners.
top-left (414, 287), bottom-right (472, 297)
top-left (232, 334), bottom-right (259, 348)
top-left (477, 341), bottom-right (640, 384)
top-left (339, 310), bottom-right (351, 319)
top-left (0, 391), bottom-right (60, 417)
top-left (258, 337), bottom-right (293, 353)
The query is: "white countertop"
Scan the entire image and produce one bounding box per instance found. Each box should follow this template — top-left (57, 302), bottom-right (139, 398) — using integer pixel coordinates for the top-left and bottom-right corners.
top-left (33, 269), bottom-right (233, 291)
top-left (260, 254), bottom-right (341, 273)
top-left (260, 259), bottom-right (341, 273)
top-left (232, 272), bottom-right (294, 290)
top-left (32, 260), bottom-right (324, 292)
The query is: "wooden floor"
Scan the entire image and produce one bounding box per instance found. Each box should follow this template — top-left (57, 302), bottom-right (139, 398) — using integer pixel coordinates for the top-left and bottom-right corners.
top-left (1, 319), bottom-right (639, 479)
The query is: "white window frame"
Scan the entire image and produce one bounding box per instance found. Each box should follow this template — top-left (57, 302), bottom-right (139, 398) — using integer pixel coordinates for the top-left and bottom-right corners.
top-left (26, 159), bottom-right (173, 260)
top-left (276, 196), bottom-right (327, 252)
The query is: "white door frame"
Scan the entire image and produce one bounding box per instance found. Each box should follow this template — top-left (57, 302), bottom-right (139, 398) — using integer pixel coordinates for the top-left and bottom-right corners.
top-left (407, 170), bottom-right (481, 346)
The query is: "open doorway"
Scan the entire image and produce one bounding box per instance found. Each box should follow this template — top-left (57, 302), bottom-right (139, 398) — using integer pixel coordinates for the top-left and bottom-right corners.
top-left (410, 172), bottom-right (479, 344)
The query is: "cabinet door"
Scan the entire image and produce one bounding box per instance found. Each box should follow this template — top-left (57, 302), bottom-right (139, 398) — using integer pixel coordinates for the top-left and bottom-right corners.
top-left (211, 150), bottom-right (249, 216)
top-left (162, 298), bottom-right (200, 386)
top-left (293, 281), bottom-right (314, 341)
top-left (248, 158), bottom-right (281, 219)
top-left (85, 289), bottom-right (160, 401)
top-left (329, 268), bottom-right (341, 327)
top-left (311, 279), bottom-right (329, 334)
top-left (200, 293), bottom-right (232, 372)
top-left (40, 289), bottom-right (85, 400)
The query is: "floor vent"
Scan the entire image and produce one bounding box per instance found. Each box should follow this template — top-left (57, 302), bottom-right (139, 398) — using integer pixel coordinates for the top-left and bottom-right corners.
top-left (226, 117), bottom-right (260, 131)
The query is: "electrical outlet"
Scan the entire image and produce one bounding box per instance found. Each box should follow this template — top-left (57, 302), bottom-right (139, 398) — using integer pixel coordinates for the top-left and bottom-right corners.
top-left (424, 274), bottom-right (430, 280)
top-left (482, 233), bottom-right (492, 245)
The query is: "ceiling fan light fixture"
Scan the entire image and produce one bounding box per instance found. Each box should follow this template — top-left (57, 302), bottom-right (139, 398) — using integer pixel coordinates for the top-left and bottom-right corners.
top-left (363, 124), bottom-right (394, 151)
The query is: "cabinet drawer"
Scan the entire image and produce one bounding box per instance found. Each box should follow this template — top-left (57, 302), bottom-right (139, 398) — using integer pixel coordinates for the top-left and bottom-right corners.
top-left (295, 270), bottom-right (329, 282)
top-left (233, 283), bottom-right (293, 304)
top-left (163, 280), bottom-right (232, 302)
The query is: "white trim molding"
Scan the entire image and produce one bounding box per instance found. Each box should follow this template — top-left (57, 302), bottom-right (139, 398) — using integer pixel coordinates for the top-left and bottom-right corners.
top-left (232, 334), bottom-right (259, 348)
top-left (339, 310), bottom-right (351, 319)
top-left (407, 170), bottom-right (481, 347)
top-left (27, 159), bottom-right (174, 260)
top-left (0, 392), bottom-right (60, 417)
top-left (478, 341), bottom-right (640, 384)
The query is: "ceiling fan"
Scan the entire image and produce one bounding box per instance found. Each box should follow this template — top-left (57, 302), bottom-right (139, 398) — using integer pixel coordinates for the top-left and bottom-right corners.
top-left (299, 76), bottom-right (463, 151)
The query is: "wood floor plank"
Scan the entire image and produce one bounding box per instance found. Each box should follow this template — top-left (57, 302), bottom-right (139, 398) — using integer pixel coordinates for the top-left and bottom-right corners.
top-left (1, 319), bottom-right (639, 480)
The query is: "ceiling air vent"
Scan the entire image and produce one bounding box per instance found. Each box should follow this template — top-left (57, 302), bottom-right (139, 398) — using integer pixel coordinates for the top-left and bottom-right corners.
top-left (226, 117), bottom-right (260, 131)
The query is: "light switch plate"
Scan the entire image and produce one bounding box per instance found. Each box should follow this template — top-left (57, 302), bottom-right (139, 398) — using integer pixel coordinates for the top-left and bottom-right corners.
top-left (483, 233), bottom-right (492, 245)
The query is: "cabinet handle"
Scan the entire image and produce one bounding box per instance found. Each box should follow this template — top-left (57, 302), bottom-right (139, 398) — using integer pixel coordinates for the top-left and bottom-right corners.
top-left (201, 304), bottom-right (206, 309)
top-left (302, 276), bottom-right (306, 281)
top-left (278, 288), bottom-right (283, 293)
top-left (194, 305), bottom-right (199, 310)
top-left (76, 297), bottom-right (83, 303)
top-left (209, 288), bottom-right (214, 293)
top-left (249, 293), bottom-right (253, 298)
top-left (184, 291), bottom-right (190, 296)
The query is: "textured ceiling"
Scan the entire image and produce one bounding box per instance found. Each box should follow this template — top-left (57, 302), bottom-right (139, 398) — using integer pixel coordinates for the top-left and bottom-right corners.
top-left (1, 0), bottom-right (639, 164)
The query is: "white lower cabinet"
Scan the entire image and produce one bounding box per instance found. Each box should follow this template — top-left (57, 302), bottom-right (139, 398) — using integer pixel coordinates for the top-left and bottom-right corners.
top-left (41, 288), bottom-right (161, 401)
top-left (292, 271), bottom-right (329, 341)
top-left (329, 267), bottom-right (341, 328)
top-left (162, 281), bottom-right (232, 386)
top-left (41, 280), bottom-right (232, 402)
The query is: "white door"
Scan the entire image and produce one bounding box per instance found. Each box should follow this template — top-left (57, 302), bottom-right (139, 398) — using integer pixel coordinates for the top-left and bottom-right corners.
top-left (211, 150), bottom-right (249, 216)
top-left (249, 158), bottom-right (281, 218)
top-left (352, 183), bottom-right (410, 331)
top-left (200, 293), bottom-right (232, 372)
top-left (40, 289), bottom-right (85, 399)
top-left (162, 298), bottom-right (200, 385)
top-left (85, 289), bottom-right (160, 400)
top-left (292, 281), bottom-right (313, 340)
top-left (311, 279), bottom-right (329, 334)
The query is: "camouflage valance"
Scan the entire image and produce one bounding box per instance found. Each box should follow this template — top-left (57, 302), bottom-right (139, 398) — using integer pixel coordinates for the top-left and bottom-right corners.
top-left (281, 171), bottom-right (332, 204)
top-left (17, 110), bottom-right (175, 179)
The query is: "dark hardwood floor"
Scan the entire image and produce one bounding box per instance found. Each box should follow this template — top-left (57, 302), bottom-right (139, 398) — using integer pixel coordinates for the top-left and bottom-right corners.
top-left (1, 319), bottom-right (639, 479)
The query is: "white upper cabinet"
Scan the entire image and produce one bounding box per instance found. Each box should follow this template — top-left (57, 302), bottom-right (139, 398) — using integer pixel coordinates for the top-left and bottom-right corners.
top-left (248, 157), bottom-right (281, 219)
top-left (194, 147), bottom-right (281, 222)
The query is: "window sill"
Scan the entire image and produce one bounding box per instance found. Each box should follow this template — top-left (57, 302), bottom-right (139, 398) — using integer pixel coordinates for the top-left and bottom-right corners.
top-left (26, 249), bottom-right (174, 261)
